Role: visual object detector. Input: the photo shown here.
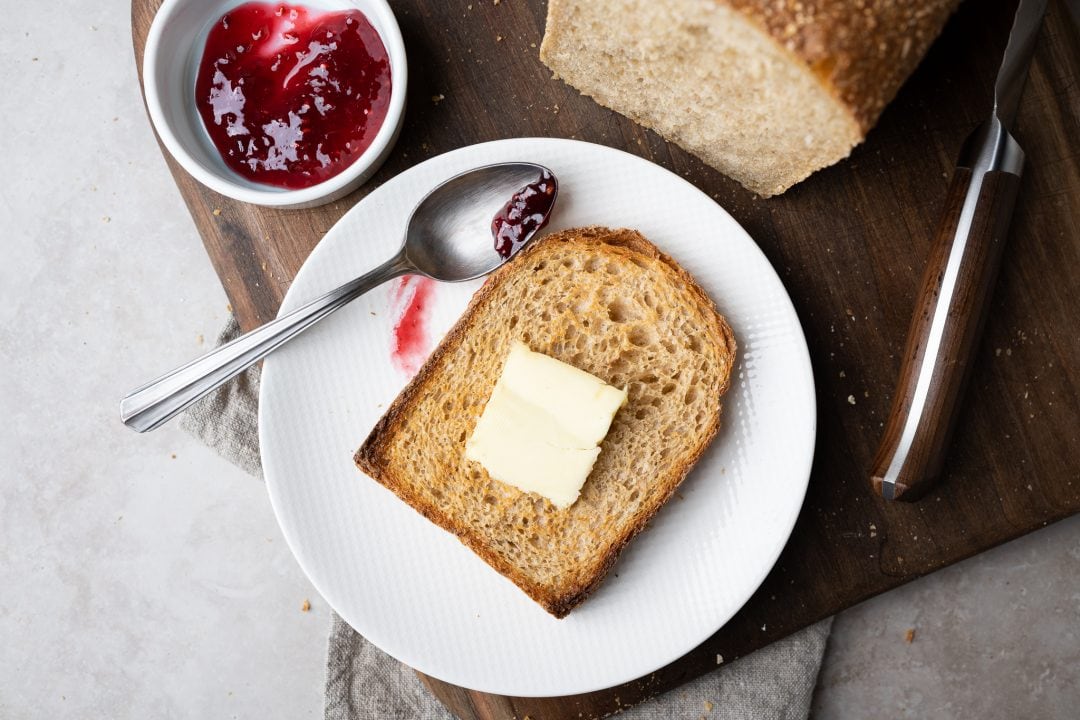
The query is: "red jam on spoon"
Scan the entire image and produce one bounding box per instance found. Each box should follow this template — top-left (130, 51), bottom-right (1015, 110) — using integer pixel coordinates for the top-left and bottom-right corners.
top-left (491, 170), bottom-right (557, 259)
top-left (195, 2), bottom-right (391, 190)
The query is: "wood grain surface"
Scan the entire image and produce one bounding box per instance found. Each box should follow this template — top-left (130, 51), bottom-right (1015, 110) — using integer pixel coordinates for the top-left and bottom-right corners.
top-left (131, 1), bottom-right (1080, 718)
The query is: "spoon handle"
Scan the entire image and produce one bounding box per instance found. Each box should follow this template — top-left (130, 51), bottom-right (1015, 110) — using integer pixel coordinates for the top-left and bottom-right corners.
top-left (121, 251), bottom-right (413, 433)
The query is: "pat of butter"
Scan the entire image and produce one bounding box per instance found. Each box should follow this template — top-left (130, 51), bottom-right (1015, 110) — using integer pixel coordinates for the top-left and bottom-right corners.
top-left (465, 341), bottom-right (627, 509)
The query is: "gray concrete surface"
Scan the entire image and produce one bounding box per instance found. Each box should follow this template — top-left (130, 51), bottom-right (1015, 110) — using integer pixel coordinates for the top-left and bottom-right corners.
top-left (1, 2), bottom-right (1077, 718)
top-left (813, 516), bottom-right (1079, 719)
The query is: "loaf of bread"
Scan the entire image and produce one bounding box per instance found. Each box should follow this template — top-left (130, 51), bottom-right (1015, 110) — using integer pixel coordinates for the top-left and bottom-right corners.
top-left (540, 0), bottom-right (960, 196)
top-left (356, 227), bottom-right (736, 617)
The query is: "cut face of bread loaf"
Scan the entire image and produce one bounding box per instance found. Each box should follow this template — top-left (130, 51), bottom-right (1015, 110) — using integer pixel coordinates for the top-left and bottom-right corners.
top-left (356, 227), bottom-right (736, 617)
top-left (540, 0), bottom-right (960, 197)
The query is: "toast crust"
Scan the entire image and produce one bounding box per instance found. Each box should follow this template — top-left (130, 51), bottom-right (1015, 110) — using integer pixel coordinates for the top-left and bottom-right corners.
top-left (356, 227), bottom-right (736, 617)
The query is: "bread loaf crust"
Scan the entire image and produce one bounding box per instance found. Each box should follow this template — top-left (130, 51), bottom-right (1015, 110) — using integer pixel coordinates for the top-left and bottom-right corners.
top-left (540, 0), bottom-right (960, 195)
top-left (356, 228), bottom-right (736, 617)
top-left (725, 0), bottom-right (961, 132)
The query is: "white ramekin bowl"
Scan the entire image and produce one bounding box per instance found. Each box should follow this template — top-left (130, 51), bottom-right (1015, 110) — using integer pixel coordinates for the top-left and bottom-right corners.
top-left (143, 0), bottom-right (407, 209)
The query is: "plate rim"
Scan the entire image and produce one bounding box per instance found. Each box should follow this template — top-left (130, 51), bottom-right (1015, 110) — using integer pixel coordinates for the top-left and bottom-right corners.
top-left (259, 137), bottom-right (816, 696)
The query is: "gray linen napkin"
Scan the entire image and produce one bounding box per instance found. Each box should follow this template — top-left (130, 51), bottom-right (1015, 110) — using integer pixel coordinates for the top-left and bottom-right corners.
top-left (183, 318), bottom-right (833, 720)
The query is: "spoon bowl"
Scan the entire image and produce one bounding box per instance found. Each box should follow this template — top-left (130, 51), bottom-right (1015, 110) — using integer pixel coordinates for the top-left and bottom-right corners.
top-left (404, 162), bottom-right (557, 280)
top-left (121, 161), bottom-right (558, 432)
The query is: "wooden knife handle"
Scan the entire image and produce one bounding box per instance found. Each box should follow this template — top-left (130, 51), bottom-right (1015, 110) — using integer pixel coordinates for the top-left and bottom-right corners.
top-left (870, 166), bottom-right (1022, 501)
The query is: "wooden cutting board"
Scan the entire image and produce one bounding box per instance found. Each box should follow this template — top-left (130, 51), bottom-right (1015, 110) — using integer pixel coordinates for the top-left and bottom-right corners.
top-left (131, 1), bottom-right (1080, 717)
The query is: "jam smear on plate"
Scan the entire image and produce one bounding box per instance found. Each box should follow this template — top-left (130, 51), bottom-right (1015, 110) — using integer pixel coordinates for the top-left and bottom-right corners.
top-left (389, 275), bottom-right (436, 378)
top-left (491, 170), bottom-right (557, 258)
top-left (195, 2), bottom-right (391, 189)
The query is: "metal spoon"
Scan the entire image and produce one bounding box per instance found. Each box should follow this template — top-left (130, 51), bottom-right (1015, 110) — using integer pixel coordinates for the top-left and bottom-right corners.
top-left (120, 162), bottom-right (558, 432)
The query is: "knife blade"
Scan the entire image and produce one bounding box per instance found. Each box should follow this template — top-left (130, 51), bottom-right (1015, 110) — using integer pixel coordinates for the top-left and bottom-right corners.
top-left (870, 0), bottom-right (1048, 501)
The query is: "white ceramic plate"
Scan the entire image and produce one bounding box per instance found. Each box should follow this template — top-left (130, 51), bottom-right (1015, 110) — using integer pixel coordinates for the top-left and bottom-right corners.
top-left (259, 138), bottom-right (815, 697)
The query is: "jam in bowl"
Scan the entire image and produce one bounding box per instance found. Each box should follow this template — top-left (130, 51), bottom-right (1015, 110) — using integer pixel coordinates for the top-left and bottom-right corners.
top-left (142, 0), bottom-right (406, 207)
top-left (196, 2), bottom-right (393, 190)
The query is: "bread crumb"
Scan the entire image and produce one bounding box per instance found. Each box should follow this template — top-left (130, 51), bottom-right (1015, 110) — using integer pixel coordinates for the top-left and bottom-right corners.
top-left (904, 628), bottom-right (915, 643)
top-left (196, 334), bottom-right (204, 345)
top-left (847, 395), bottom-right (856, 405)
top-left (170, 453), bottom-right (177, 459)
top-left (431, 93), bottom-right (445, 104)
top-left (101, 216), bottom-right (111, 223)
top-left (212, 208), bottom-right (222, 216)
top-left (716, 654), bottom-right (724, 664)
top-left (226, 303), bottom-right (233, 313)
top-left (496, 34), bottom-right (503, 42)
top-left (704, 700), bottom-right (714, 712)
top-left (301, 599), bottom-right (311, 612)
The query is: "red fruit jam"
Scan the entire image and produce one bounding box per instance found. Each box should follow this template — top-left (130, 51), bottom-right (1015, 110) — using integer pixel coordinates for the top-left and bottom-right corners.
top-left (195, 2), bottom-right (391, 189)
top-left (389, 275), bottom-right (435, 377)
top-left (491, 170), bottom-right (557, 258)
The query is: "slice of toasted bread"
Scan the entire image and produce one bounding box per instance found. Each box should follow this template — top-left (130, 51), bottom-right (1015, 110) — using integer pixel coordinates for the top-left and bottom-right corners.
top-left (355, 227), bottom-right (736, 617)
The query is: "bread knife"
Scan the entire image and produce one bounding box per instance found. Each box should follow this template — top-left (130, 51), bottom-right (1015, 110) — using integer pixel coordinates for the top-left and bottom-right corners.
top-left (870, 0), bottom-right (1048, 501)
